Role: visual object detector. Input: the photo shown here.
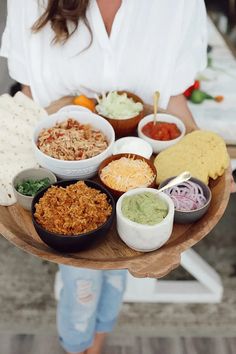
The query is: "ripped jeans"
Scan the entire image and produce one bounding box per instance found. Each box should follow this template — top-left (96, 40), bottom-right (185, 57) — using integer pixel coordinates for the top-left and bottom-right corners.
top-left (57, 265), bottom-right (127, 353)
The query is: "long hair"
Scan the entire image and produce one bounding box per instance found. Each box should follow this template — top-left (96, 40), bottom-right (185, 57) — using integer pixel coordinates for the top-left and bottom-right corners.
top-left (32, 0), bottom-right (92, 44)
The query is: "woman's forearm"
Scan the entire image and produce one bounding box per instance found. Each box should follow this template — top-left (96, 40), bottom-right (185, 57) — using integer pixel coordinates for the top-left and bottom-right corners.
top-left (166, 94), bottom-right (198, 133)
top-left (22, 85), bottom-right (32, 98)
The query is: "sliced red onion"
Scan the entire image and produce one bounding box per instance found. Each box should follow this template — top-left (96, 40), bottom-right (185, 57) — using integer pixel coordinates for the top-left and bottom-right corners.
top-left (164, 181), bottom-right (207, 211)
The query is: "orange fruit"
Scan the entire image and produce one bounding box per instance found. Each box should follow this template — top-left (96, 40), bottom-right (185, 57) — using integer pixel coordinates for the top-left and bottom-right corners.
top-left (73, 95), bottom-right (96, 112)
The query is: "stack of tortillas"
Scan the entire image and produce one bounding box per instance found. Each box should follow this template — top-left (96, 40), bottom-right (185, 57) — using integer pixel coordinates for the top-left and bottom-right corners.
top-left (154, 130), bottom-right (229, 185)
top-left (0, 92), bottom-right (47, 206)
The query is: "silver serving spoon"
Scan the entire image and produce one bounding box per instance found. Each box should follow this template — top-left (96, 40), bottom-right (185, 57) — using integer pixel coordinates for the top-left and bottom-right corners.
top-left (157, 171), bottom-right (191, 193)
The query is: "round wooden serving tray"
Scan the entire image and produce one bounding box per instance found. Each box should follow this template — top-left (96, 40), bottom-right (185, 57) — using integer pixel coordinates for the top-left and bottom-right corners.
top-left (0, 170), bottom-right (230, 278)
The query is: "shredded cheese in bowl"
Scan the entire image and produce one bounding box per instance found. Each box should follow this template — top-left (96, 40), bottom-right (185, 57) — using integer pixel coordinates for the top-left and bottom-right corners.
top-left (100, 157), bottom-right (155, 192)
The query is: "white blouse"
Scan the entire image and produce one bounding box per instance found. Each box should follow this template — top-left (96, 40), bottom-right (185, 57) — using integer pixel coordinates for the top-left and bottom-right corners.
top-left (1, 0), bottom-right (207, 109)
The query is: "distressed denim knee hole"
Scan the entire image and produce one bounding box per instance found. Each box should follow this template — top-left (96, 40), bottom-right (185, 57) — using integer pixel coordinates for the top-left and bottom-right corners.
top-left (76, 279), bottom-right (95, 305)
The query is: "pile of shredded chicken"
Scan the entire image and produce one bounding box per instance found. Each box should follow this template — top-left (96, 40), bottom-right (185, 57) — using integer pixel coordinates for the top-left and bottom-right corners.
top-left (37, 118), bottom-right (108, 160)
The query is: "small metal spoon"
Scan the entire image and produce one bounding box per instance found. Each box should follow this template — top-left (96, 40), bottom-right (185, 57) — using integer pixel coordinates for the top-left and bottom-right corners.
top-left (95, 93), bottom-right (101, 104)
top-left (153, 91), bottom-right (160, 125)
top-left (157, 171), bottom-right (192, 193)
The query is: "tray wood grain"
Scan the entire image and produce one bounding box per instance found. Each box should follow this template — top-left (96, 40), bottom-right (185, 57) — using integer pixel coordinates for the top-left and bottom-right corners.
top-left (0, 169), bottom-right (230, 278)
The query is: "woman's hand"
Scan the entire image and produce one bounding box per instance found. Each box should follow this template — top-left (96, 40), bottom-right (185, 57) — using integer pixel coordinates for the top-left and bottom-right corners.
top-left (22, 85), bottom-right (32, 98)
top-left (230, 166), bottom-right (236, 193)
top-left (46, 96), bottom-right (74, 114)
top-left (230, 175), bottom-right (236, 193)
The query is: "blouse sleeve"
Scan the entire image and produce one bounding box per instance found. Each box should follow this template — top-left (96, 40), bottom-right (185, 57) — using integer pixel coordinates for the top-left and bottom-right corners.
top-left (171, 0), bottom-right (207, 96)
top-left (0, 0), bottom-right (30, 86)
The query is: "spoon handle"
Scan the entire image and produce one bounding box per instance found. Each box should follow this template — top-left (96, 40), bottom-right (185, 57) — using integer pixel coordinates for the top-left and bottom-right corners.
top-left (158, 171), bottom-right (192, 193)
top-left (153, 91), bottom-right (160, 124)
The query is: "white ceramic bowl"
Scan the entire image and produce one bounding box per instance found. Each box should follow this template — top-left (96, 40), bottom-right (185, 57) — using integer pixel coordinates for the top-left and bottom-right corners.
top-left (113, 136), bottom-right (153, 159)
top-left (137, 113), bottom-right (186, 153)
top-left (33, 107), bottom-right (115, 179)
top-left (116, 188), bottom-right (174, 252)
top-left (12, 168), bottom-right (57, 211)
top-left (58, 105), bottom-right (90, 114)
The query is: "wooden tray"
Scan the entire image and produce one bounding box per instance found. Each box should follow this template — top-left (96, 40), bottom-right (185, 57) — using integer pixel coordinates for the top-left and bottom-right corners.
top-left (0, 170), bottom-right (230, 278)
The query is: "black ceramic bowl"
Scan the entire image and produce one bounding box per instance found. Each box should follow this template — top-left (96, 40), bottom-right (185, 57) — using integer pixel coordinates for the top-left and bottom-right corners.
top-left (159, 177), bottom-right (212, 224)
top-left (31, 179), bottom-right (115, 252)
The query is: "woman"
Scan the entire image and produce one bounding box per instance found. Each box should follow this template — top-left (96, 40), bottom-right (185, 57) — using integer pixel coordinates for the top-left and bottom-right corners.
top-left (1, 1), bottom-right (209, 353)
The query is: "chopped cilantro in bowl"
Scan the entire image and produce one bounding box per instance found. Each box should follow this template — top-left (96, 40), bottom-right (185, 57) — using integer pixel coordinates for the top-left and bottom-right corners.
top-left (16, 178), bottom-right (51, 197)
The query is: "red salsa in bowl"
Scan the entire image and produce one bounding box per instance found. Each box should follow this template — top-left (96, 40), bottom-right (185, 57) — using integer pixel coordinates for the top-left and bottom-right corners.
top-left (142, 121), bottom-right (181, 141)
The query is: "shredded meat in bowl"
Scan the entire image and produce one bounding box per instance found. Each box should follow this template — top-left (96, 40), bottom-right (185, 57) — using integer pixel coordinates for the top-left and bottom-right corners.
top-left (34, 181), bottom-right (112, 235)
top-left (37, 118), bottom-right (108, 160)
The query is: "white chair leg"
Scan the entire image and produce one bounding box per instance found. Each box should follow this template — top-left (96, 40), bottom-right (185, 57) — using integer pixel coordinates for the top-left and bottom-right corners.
top-left (124, 249), bottom-right (223, 303)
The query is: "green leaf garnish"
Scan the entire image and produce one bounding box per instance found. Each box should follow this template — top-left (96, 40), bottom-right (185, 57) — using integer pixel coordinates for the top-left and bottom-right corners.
top-left (16, 178), bottom-right (51, 196)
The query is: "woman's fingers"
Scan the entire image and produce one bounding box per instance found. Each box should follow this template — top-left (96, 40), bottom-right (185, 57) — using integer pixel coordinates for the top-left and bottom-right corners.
top-left (46, 96), bottom-right (74, 114)
top-left (230, 174), bottom-right (236, 193)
